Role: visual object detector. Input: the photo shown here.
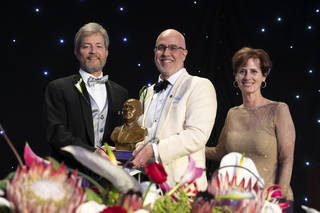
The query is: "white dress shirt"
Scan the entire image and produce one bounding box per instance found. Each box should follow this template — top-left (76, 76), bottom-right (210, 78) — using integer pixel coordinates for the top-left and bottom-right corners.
top-left (145, 68), bottom-right (184, 161)
top-left (79, 69), bottom-right (107, 112)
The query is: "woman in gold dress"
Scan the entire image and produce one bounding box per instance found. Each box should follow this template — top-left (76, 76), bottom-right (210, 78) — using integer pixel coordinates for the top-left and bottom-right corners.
top-left (206, 47), bottom-right (295, 212)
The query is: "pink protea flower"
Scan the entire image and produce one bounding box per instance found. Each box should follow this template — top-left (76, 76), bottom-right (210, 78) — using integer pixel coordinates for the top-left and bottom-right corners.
top-left (207, 169), bottom-right (264, 213)
top-left (24, 142), bottom-right (49, 167)
top-left (6, 160), bottom-right (86, 213)
top-left (118, 190), bottom-right (143, 212)
top-left (206, 152), bottom-right (265, 213)
top-left (191, 191), bottom-right (215, 213)
top-left (265, 185), bottom-right (290, 212)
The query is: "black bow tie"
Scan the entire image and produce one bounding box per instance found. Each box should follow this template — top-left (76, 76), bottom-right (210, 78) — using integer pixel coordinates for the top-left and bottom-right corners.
top-left (154, 80), bottom-right (170, 93)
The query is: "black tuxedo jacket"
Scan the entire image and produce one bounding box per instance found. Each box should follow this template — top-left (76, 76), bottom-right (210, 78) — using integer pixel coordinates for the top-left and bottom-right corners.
top-left (44, 74), bottom-right (128, 169)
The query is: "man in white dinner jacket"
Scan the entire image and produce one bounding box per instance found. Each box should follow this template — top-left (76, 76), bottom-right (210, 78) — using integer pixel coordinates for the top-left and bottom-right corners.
top-left (132, 29), bottom-right (217, 191)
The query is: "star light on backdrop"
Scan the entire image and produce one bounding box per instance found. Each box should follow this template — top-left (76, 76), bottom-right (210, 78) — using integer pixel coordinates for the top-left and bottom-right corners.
top-left (42, 70), bottom-right (49, 77)
top-left (4, 0), bottom-right (320, 209)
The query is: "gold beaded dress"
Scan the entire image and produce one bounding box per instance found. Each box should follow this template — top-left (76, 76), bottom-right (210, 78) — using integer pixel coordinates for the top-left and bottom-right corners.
top-left (206, 102), bottom-right (295, 200)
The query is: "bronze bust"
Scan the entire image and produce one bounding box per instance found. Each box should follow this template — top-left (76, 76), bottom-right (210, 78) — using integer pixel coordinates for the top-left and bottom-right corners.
top-left (111, 99), bottom-right (147, 151)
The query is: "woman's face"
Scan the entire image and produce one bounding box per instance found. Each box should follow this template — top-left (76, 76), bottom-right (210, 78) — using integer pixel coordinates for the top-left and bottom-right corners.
top-left (235, 58), bottom-right (266, 95)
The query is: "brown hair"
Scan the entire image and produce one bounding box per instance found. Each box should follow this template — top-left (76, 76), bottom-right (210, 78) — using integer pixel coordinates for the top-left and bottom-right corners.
top-left (232, 47), bottom-right (272, 76)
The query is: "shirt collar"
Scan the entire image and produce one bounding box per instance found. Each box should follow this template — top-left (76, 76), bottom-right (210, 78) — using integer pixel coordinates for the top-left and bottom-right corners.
top-left (79, 69), bottom-right (104, 86)
top-left (158, 68), bottom-right (185, 86)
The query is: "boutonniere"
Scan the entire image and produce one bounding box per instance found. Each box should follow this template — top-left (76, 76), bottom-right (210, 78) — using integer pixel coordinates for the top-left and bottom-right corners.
top-left (139, 85), bottom-right (148, 102)
top-left (139, 85), bottom-right (148, 113)
top-left (75, 78), bottom-right (83, 94)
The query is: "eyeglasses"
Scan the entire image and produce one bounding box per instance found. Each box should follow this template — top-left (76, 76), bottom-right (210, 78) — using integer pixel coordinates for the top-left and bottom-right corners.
top-left (155, 44), bottom-right (185, 52)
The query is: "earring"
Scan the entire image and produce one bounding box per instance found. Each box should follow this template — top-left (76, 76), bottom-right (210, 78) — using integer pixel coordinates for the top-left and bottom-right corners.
top-left (261, 81), bottom-right (267, 88)
top-left (233, 80), bottom-right (238, 88)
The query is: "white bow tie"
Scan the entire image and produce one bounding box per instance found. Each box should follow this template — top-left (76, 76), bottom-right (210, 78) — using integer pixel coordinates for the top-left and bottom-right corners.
top-left (87, 75), bottom-right (109, 87)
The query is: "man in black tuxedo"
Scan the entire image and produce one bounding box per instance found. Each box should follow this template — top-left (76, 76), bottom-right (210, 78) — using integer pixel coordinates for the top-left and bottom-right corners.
top-left (44, 22), bottom-right (128, 170)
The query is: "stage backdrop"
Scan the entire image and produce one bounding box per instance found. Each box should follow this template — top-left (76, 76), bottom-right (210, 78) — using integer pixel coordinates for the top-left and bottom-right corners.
top-left (2, 0), bottom-right (320, 211)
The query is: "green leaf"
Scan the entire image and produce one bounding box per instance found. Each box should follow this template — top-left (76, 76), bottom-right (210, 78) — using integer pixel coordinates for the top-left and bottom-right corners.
top-left (106, 186), bottom-right (120, 206)
top-left (0, 172), bottom-right (15, 191)
top-left (139, 85), bottom-right (147, 98)
top-left (152, 192), bottom-right (191, 213)
top-left (103, 142), bottom-right (117, 164)
top-left (46, 157), bottom-right (61, 170)
top-left (0, 206), bottom-right (11, 213)
top-left (85, 188), bottom-right (103, 204)
top-left (215, 192), bottom-right (254, 200)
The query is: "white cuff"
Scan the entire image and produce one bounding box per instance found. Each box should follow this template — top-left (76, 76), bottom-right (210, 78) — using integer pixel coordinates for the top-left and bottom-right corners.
top-left (152, 142), bottom-right (159, 163)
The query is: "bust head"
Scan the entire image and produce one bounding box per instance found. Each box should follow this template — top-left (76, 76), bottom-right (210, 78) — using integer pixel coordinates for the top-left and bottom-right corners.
top-left (122, 99), bottom-right (142, 123)
top-left (112, 99), bottom-right (146, 151)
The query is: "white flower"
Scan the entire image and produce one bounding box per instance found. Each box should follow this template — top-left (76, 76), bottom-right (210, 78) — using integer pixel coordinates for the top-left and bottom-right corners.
top-left (261, 201), bottom-right (282, 213)
top-left (76, 201), bottom-right (106, 213)
top-left (0, 197), bottom-right (12, 209)
top-left (134, 209), bottom-right (150, 213)
top-left (301, 205), bottom-right (320, 213)
top-left (75, 78), bottom-right (83, 94)
top-left (140, 181), bottom-right (162, 208)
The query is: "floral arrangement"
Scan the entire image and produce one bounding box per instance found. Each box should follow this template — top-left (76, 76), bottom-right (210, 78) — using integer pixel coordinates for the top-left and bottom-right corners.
top-left (0, 124), bottom-right (289, 213)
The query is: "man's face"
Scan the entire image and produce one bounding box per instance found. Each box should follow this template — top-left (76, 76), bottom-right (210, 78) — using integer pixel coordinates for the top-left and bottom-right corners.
top-left (154, 31), bottom-right (187, 79)
top-left (75, 33), bottom-right (108, 76)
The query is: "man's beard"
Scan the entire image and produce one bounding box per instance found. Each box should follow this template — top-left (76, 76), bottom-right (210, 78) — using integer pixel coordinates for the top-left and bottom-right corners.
top-left (82, 59), bottom-right (105, 74)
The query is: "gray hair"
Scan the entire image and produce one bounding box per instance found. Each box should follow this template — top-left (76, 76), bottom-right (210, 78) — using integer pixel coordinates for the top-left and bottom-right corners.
top-left (74, 22), bottom-right (110, 53)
